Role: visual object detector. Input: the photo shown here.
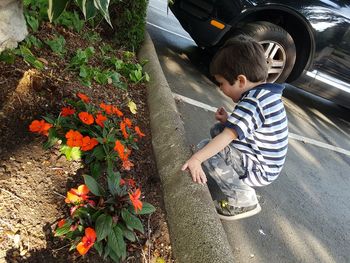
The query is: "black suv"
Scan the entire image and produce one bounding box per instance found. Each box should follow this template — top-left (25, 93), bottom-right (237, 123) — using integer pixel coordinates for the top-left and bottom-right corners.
top-left (169, 0), bottom-right (350, 108)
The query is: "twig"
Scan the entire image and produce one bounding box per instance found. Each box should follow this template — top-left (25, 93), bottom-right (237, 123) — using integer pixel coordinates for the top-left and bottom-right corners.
top-left (52, 243), bottom-right (70, 253)
top-left (53, 191), bottom-right (66, 199)
top-left (0, 188), bottom-right (22, 201)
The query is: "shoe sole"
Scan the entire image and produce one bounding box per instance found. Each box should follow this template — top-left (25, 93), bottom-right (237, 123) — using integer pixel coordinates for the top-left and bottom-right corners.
top-left (218, 203), bottom-right (262, 221)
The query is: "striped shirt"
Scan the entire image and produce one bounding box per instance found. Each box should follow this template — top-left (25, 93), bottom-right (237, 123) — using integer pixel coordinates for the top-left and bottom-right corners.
top-left (224, 83), bottom-right (288, 187)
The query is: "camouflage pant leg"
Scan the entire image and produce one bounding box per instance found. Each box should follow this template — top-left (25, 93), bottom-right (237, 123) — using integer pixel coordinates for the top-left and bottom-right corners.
top-left (197, 123), bottom-right (258, 207)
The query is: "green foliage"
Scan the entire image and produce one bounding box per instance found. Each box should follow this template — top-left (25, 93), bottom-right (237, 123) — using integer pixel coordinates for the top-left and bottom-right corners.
top-left (48, 0), bottom-right (113, 27)
top-left (110, 0), bottom-right (148, 50)
top-left (45, 35), bottom-right (66, 56)
top-left (25, 14), bottom-right (40, 32)
top-left (18, 45), bottom-right (44, 70)
top-left (25, 35), bottom-right (44, 49)
top-left (0, 50), bottom-right (16, 64)
top-left (55, 11), bottom-right (85, 32)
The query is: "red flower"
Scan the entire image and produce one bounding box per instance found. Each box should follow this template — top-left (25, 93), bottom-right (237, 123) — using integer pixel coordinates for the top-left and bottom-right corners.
top-left (61, 107), bottom-right (75, 117)
top-left (57, 219), bottom-right (66, 228)
top-left (129, 188), bottom-right (143, 212)
top-left (135, 126), bottom-right (145, 137)
top-left (65, 184), bottom-right (90, 204)
top-left (112, 106), bottom-right (123, 117)
top-left (77, 93), bottom-right (90, 103)
top-left (100, 103), bottom-right (113, 115)
top-left (65, 130), bottom-right (83, 147)
top-left (95, 113), bottom-right (107, 128)
top-left (81, 136), bottom-right (99, 151)
top-left (78, 112), bottom-right (94, 125)
top-left (124, 118), bottom-right (132, 128)
top-left (120, 121), bottom-right (129, 139)
top-left (76, 227), bottom-right (96, 255)
top-left (29, 120), bottom-right (52, 136)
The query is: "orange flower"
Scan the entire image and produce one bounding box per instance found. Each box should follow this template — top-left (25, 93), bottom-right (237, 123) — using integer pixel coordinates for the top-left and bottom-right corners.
top-left (57, 219), bottom-right (66, 228)
top-left (65, 184), bottom-right (90, 204)
top-left (61, 107), bottom-right (75, 117)
top-left (65, 130), bottom-right (83, 147)
top-left (76, 227), bottom-right (96, 255)
top-left (29, 120), bottom-right (52, 136)
top-left (114, 140), bottom-right (125, 159)
top-left (129, 188), bottom-right (143, 212)
top-left (100, 103), bottom-right (113, 114)
top-left (135, 126), bottom-right (145, 137)
top-left (124, 118), bottom-right (132, 128)
top-left (79, 112), bottom-right (94, 125)
top-left (122, 159), bottom-right (134, 171)
top-left (81, 136), bottom-right (99, 151)
top-left (95, 113), bottom-right (107, 128)
top-left (112, 106), bottom-right (123, 117)
top-left (120, 121), bottom-right (129, 139)
top-left (77, 93), bottom-right (90, 103)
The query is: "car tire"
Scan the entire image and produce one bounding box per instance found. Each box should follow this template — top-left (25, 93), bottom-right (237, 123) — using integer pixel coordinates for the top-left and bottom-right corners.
top-left (232, 21), bottom-right (296, 83)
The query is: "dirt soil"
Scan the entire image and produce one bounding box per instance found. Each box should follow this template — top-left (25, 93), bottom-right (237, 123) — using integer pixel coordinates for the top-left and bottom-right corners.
top-left (0, 23), bottom-right (173, 262)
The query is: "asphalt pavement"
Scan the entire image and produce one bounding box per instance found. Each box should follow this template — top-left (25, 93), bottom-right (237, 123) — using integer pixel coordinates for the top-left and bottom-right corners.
top-left (144, 1), bottom-right (350, 262)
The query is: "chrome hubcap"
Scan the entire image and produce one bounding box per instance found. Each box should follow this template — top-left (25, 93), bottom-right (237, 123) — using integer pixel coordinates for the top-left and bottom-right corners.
top-left (259, 41), bottom-right (286, 82)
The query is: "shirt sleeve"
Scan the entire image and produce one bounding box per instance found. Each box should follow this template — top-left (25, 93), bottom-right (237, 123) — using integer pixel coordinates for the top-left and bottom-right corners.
top-left (224, 97), bottom-right (265, 140)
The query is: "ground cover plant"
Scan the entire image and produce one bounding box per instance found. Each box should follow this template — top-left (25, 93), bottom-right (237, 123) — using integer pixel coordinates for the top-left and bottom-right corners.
top-left (0, 1), bottom-right (173, 262)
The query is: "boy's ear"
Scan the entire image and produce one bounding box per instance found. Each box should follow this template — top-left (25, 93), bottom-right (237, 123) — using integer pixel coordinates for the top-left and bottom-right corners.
top-left (237, 74), bottom-right (247, 89)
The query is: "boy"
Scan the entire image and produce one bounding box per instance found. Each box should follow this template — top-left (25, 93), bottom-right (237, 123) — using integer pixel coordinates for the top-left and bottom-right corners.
top-left (182, 35), bottom-right (288, 220)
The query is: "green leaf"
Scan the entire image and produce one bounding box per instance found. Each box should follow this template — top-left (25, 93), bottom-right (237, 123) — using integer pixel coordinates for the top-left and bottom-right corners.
top-left (108, 248), bottom-right (121, 263)
top-left (43, 128), bottom-right (59, 149)
top-left (96, 214), bottom-right (113, 241)
top-left (94, 241), bottom-right (104, 256)
top-left (60, 145), bottom-right (81, 161)
top-left (94, 0), bottom-right (112, 27)
top-left (136, 202), bottom-right (156, 215)
top-left (90, 161), bottom-right (101, 178)
top-left (83, 174), bottom-right (104, 196)
top-left (48, 0), bottom-right (70, 22)
top-left (0, 50), bottom-right (16, 64)
top-left (107, 225), bottom-right (126, 258)
top-left (77, 0), bottom-right (97, 20)
top-left (55, 222), bottom-right (71, 237)
top-left (118, 224), bottom-right (136, 242)
top-left (107, 171), bottom-right (120, 196)
top-left (121, 208), bottom-right (144, 233)
top-left (92, 145), bottom-right (105, 161)
top-left (25, 15), bottom-right (39, 32)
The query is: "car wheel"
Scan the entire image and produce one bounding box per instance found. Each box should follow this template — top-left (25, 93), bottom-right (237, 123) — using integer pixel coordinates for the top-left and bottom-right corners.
top-left (233, 21), bottom-right (296, 83)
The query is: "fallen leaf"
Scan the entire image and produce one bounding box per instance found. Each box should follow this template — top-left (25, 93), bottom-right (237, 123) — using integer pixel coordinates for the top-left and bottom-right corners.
top-left (128, 100), bottom-right (137, 114)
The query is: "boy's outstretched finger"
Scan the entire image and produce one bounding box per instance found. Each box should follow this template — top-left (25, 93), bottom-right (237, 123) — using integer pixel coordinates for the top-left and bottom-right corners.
top-left (181, 163), bottom-right (188, 171)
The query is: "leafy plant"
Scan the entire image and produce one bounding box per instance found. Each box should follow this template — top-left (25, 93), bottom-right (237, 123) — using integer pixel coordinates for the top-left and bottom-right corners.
top-left (45, 35), bottom-right (66, 56)
top-left (55, 11), bottom-right (85, 32)
top-left (68, 47), bottom-right (95, 70)
top-left (48, 0), bottom-right (113, 27)
top-left (25, 14), bottom-right (40, 32)
top-left (25, 35), bottom-right (44, 49)
top-left (18, 45), bottom-right (44, 70)
top-left (29, 92), bottom-right (154, 261)
top-left (0, 50), bottom-right (16, 64)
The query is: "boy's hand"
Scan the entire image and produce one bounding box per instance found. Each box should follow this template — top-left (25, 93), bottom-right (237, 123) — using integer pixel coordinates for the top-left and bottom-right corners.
top-left (181, 157), bottom-right (207, 185)
top-left (215, 107), bottom-right (228, 123)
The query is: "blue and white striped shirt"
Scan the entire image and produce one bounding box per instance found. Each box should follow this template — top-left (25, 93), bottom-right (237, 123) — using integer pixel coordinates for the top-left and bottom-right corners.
top-left (225, 83), bottom-right (288, 187)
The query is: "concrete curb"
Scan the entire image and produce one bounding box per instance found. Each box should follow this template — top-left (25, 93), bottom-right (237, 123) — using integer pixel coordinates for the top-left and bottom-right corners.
top-left (138, 32), bottom-right (234, 263)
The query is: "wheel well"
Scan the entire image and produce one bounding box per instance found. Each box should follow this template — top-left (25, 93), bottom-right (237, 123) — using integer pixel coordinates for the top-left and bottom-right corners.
top-left (221, 9), bottom-right (314, 82)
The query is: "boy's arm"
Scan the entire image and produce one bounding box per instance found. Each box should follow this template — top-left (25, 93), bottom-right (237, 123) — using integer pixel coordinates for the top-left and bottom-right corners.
top-left (182, 127), bottom-right (238, 184)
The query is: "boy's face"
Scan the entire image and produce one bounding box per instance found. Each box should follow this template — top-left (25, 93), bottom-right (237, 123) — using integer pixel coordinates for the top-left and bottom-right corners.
top-left (214, 75), bottom-right (243, 103)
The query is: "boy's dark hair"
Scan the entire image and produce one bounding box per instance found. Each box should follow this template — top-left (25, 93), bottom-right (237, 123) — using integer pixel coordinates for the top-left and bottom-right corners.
top-left (210, 35), bottom-right (268, 84)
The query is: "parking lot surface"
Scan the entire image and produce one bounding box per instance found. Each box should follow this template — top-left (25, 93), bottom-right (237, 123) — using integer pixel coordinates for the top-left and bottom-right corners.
top-left (147, 1), bottom-right (350, 262)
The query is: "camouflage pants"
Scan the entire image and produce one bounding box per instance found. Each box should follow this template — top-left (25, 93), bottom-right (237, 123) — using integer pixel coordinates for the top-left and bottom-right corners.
top-left (198, 123), bottom-right (258, 207)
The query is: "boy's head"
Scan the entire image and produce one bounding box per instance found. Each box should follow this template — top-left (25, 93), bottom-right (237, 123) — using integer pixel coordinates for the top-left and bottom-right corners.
top-left (210, 35), bottom-right (268, 85)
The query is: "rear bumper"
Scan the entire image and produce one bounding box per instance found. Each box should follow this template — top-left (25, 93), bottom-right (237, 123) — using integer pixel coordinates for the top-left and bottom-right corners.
top-left (169, 1), bottom-right (231, 47)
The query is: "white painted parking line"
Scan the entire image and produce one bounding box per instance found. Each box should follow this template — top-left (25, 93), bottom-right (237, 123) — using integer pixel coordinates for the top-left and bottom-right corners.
top-left (146, 22), bottom-right (195, 42)
top-left (173, 92), bottom-right (350, 156)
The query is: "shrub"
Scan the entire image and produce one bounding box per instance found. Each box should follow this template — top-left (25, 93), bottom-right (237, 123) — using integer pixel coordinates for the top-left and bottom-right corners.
top-left (110, 0), bottom-right (149, 51)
